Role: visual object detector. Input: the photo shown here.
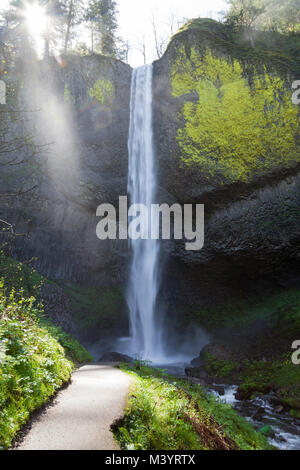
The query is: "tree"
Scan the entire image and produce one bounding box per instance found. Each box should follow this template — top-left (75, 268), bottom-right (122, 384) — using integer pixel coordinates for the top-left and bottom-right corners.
top-left (0, 84), bottom-right (46, 241)
top-left (224, 0), bottom-right (266, 46)
top-left (2, 0), bottom-right (63, 58)
top-left (134, 34), bottom-right (147, 64)
top-left (0, 34), bottom-right (49, 241)
top-left (165, 11), bottom-right (187, 36)
top-left (150, 12), bottom-right (187, 61)
top-left (150, 14), bottom-right (168, 59)
top-left (0, 1), bottom-right (37, 63)
top-left (84, 0), bottom-right (118, 56)
top-left (256, 0), bottom-right (300, 33)
top-left (115, 37), bottom-right (130, 63)
top-left (59, 0), bottom-right (84, 54)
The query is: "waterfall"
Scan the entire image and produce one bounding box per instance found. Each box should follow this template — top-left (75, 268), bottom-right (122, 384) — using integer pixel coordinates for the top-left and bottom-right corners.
top-left (117, 64), bottom-right (209, 365)
top-left (126, 64), bottom-right (162, 361)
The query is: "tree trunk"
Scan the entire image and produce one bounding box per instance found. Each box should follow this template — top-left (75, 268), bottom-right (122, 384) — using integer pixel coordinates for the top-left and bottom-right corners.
top-left (64, 0), bottom-right (74, 54)
top-left (91, 24), bottom-right (94, 53)
top-left (247, 28), bottom-right (255, 48)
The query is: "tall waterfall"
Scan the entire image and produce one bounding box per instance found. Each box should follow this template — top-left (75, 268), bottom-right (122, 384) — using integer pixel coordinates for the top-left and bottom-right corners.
top-left (126, 64), bottom-right (162, 361)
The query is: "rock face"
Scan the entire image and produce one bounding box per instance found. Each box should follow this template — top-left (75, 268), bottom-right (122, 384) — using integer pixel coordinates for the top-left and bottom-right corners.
top-left (1, 21), bottom-right (300, 342)
top-left (0, 55), bottom-right (132, 286)
top-left (98, 352), bottom-right (134, 364)
top-left (41, 283), bottom-right (77, 336)
top-left (152, 19), bottom-right (300, 325)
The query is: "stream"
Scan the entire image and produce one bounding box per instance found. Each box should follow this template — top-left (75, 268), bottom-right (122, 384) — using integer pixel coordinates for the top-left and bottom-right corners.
top-left (160, 363), bottom-right (300, 450)
top-left (212, 385), bottom-right (300, 450)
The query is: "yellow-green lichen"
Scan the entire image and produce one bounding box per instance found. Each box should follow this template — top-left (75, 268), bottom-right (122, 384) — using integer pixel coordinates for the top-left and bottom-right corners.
top-left (64, 83), bottom-right (75, 104)
top-left (89, 79), bottom-right (114, 107)
top-left (171, 47), bottom-right (300, 183)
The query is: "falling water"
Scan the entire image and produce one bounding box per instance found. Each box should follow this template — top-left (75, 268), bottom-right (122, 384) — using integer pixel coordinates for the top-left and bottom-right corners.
top-left (126, 64), bottom-right (162, 361)
top-left (117, 64), bottom-right (209, 365)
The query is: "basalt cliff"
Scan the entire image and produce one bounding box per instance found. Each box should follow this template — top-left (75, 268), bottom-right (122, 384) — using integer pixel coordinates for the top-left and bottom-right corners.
top-left (1, 19), bottom-right (300, 348)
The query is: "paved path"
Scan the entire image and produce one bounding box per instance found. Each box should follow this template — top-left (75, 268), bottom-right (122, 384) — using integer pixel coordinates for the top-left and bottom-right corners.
top-left (16, 364), bottom-right (131, 450)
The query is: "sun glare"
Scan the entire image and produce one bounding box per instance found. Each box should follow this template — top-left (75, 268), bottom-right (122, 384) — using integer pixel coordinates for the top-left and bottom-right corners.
top-left (24, 3), bottom-right (49, 39)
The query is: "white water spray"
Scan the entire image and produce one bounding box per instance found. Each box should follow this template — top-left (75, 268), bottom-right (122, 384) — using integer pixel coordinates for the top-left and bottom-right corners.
top-left (126, 64), bottom-right (163, 362)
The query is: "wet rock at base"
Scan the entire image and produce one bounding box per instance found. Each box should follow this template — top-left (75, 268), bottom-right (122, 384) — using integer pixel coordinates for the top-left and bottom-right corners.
top-left (200, 343), bottom-right (235, 362)
top-left (98, 352), bottom-right (134, 364)
top-left (252, 407), bottom-right (265, 421)
top-left (185, 366), bottom-right (212, 383)
top-left (274, 405), bottom-right (284, 414)
top-left (213, 385), bottom-right (225, 396)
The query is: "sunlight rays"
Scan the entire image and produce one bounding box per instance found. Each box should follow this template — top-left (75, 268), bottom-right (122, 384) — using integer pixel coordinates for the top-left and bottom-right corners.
top-left (23, 1), bottom-right (50, 56)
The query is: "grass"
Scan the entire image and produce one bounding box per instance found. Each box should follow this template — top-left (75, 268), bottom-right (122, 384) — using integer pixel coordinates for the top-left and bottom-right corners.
top-left (114, 363), bottom-right (272, 451)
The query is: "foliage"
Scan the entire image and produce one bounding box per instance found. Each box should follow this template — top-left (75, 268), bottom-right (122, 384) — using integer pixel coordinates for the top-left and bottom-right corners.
top-left (205, 353), bottom-right (239, 378)
top-left (60, 0), bottom-right (85, 53)
top-left (0, 283), bottom-right (73, 449)
top-left (224, 0), bottom-right (266, 46)
top-left (84, 0), bottom-right (118, 56)
top-left (171, 46), bottom-right (299, 184)
top-left (89, 78), bottom-right (114, 106)
top-left (258, 0), bottom-right (300, 33)
top-left (192, 288), bottom-right (300, 331)
top-left (0, 252), bottom-right (92, 448)
top-left (224, 0), bottom-right (300, 34)
top-left (40, 320), bottom-right (93, 364)
top-left (114, 364), bottom-right (272, 451)
top-left (0, 249), bottom-right (44, 298)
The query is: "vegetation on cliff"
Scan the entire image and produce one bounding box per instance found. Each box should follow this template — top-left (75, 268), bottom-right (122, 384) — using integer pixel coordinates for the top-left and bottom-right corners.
top-left (89, 78), bottom-right (115, 107)
top-left (169, 20), bottom-right (300, 184)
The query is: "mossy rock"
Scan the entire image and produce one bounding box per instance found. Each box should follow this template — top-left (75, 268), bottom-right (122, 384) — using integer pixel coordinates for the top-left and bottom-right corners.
top-left (290, 409), bottom-right (300, 420)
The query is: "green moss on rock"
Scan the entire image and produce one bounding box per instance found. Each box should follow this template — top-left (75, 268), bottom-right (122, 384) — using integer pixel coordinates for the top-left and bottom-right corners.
top-left (89, 78), bottom-right (114, 107)
top-left (170, 46), bottom-right (299, 184)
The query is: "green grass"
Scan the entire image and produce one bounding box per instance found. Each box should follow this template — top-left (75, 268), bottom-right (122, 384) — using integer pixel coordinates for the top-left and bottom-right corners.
top-left (114, 363), bottom-right (272, 451)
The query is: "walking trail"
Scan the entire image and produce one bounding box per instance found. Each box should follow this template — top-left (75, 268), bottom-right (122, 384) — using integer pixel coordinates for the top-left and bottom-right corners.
top-left (16, 364), bottom-right (131, 450)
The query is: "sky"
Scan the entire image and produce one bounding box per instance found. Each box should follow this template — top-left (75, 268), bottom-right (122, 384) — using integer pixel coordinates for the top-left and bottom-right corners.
top-left (117, 0), bottom-right (229, 66)
top-left (0, 0), bottom-right (229, 66)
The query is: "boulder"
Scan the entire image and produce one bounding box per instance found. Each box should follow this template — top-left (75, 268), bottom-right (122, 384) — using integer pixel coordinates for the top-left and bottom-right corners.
top-left (190, 355), bottom-right (203, 367)
top-left (98, 352), bottom-right (134, 364)
top-left (211, 385), bottom-right (225, 396)
top-left (200, 343), bottom-right (234, 363)
top-left (252, 407), bottom-right (265, 421)
top-left (185, 366), bottom-right (212, 383)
